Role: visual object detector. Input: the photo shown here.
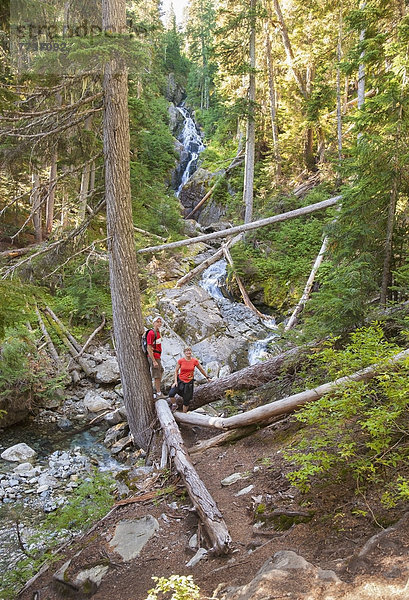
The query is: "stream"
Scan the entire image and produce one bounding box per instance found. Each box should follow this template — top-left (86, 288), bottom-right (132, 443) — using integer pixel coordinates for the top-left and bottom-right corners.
top-left (173, 106), bottom-right (282, 366)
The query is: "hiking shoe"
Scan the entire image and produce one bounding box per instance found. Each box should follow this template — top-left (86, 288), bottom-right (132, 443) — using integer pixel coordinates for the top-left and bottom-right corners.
top-left (171, 403), bottom-right (178, 413)
top-left (155, 392), bottom-right (167, 400)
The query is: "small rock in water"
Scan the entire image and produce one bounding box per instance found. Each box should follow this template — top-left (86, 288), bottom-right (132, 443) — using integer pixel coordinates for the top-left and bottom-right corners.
top-left (57, 417), bottom-right (73, 431)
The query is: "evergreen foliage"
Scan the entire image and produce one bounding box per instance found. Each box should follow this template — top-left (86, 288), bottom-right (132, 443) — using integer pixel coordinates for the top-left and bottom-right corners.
top-left (285, 325), bottom-right (409, 507)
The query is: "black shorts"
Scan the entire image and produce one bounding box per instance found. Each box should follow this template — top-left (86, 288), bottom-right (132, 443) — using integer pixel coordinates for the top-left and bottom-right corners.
top-left (168, 378), bottom-right (194, 406)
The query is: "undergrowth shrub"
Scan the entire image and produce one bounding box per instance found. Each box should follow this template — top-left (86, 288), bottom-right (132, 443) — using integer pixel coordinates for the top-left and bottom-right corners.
top-left (145, 575), bottom-right (200, 600)
top-left (285, 325), bottom-right (409, 507)
top-left (0, 470), bottom-right (115, 599)
top-left (0, 325), bottom-right (65, 416)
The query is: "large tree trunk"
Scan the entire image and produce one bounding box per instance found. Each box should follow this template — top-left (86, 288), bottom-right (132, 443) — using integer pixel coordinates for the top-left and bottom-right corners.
top-left (31, 169), bottom-right (42, 243)
top-left (45, 150), bottom-right (58, 236)
top-left (102, 0), bottom-right (156, 451)
top-left (78, 116), bottom-right (92, 222)
top-left (156, 399), bottom-right (232, 555)
top-left (272, 0), bottom-right (306, 98)
top-left (380, 179), bottom-right (398, 305)
top-left (357, 3), bottom-right (366, 110)
top-left (138, 195), bottom-right (342, 254)
top-left (191, 345), bottom-right (306, 409)
top-left (179, 347), bottom-right (409, 430)
top-left (264, 19), bottom-right (281, 179)
top-left (243, 0), bottom-right (257, 224)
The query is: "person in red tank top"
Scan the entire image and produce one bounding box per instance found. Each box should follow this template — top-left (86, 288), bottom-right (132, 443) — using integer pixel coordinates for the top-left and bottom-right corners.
top-left (168, 347), bottom-right (210, 412)
top-left (146, 316), bottom-right (165, 399)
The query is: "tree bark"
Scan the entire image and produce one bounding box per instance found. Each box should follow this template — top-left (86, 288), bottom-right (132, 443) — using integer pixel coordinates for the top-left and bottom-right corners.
top-left (45, 150), bottom-right (58, 236)
top-left (30, 169), bottom-right (42, 243)
top-left (178, 347), bottom-right (409, 430)
top-left (102, 0), bottom-right (156, 451)
top-left (264, 19), bottom-right (281, 179)
top-left (380, 179), bottom-right (398, 305)
top-left (190, 345), bottom-right (306, 409)
top-left (243, 0), bottom-right (257, 224)
top-left (138, 195), bottom-right (342, 254)
top-left (78, 116), bottom-right (92, 222)
top-left (272, 0), bottom-right (306, 98)
top-left (155, 398), bottom-right (232, 555)
top-left (357, 3), bottom-right (366, 110)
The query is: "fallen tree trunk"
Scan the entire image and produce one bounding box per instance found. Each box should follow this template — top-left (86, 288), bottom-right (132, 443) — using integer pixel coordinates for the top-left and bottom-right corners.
top-left (223, 246), bottom-right (268, 320)
top-left (138, 195), bottom-right (342, 254)
top-left (155, 398), bottom-right (232, 555)
top-left (191, 345), bottom-right (305, 409)
top-left (185, 153), bottom-right (244, 219)
top-left (284, 235), bottom-right (329, 331)
top-left (175, 234), bottom-right (242, 288)
top-left (179, 347), bottom-right (409, 430)
top-left (35, 306), bottom-right (61, 366)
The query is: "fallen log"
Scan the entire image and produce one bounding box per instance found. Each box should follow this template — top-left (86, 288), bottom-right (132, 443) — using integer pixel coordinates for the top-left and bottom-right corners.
top-left (179, 347), bottom-right (409, 430)
top-left (185, 152), bottom-right (244, 219)
top-left (189, 416), bottom-right (289, 454)
top-left (138, 195), bottom-right (342, 254)
top-left (44, 305), bottom-right (82, 353)
top-left (223, 246), bottom-right (268, 320)
top-left (155, 398), bottom-right (232, 555)
top-left (42, 310), bottom-right (94, 378)
top-left (191, 345), bottom-right (305, 409)
top-left (284, 235), bottom-right (329, 331)
top-left (175, 234), bottom-right (242, 288)
top-left (35, 306), bottom-right (61, 366)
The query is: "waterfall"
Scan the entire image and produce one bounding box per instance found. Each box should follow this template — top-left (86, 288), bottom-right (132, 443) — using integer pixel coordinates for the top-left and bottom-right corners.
top-left (200, 260), bottom-right (280, 364)
top-left (175, 104), bottom-right (205, 197)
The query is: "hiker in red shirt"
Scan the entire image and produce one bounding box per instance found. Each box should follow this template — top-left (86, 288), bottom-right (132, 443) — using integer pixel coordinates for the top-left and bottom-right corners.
top-left (147, 316), bottom-right (166, 399)
top-left (167, 347), bottom-right (210, 413)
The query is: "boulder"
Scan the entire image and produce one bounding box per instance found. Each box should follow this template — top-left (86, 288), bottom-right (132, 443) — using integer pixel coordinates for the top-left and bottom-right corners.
top-left (165, 73), bottom-right (185, 106)
top-left (217, 550), bottom-right (343, 600)
top-left (94, 357), bottom-right (120, 384)
top-left (83, 390), bottom-right (112, 413)
top-left (1, 443), bottom-right (37, 463)
top-left (168, 103), bottom-right (185, 137)
top-left (109, 516), bottom-right (160, 561)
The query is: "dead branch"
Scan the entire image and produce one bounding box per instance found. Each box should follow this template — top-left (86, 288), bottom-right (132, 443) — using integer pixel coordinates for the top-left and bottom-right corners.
top-left (177, 347), bottom-right (409, 430)
top-left (284, 235), bottom-right (329, 331)
top-left (185, 152), bottom-right (244, 219)
top-left (0, 92), bottom-right (103, 120)
top-left (35, 306), bottom-right (61, 366)
top-left (134, 226), bottom-right (166, 240)
top-left (138, 195), bottom-right (342, 254)
top-left (175, 234), bottom-right (242, 288)
top-left (75, 314), bottom-right (106, 358)
top-left (189, 425), bottom-right (259, 453)
top-left (1, 198), bottom-right (106, 279)
top-left (155, 398), bottom-right (232, 555)
top-left (223, 245), bottom-right (269, 320)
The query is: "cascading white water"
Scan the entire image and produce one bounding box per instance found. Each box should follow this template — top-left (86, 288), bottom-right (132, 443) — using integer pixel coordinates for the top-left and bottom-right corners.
top-left (176, 104), bottom-right (205, 196)
top-left (200, 260), bottom-right (280, 364)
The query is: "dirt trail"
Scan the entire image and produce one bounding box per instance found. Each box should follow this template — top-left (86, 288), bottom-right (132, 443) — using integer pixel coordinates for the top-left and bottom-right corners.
top-left (18, 421), bottom-right (409, 600)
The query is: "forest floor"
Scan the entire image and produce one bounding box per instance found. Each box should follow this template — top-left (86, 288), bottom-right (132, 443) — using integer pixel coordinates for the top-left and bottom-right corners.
top-left (18, 417), bottom-right (409, 600)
